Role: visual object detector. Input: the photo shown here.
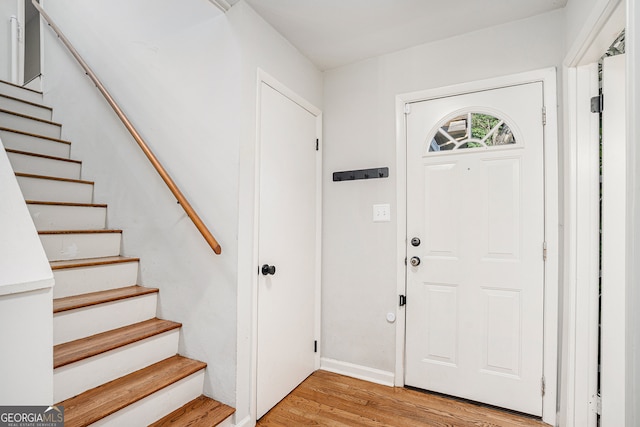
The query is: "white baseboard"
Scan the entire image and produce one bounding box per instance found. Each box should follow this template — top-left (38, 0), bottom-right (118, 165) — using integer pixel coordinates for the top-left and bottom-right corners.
top-left (233, 414), bottom-right (252, 427)
top-left (320, 357), bottom-right (395, 387)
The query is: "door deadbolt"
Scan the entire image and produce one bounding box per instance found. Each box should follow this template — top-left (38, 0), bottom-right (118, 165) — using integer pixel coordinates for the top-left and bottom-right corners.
top-left (261, 264), bottom-right (276, 276)
top-left (410, 256), bottom-right (421, 267)
top-left (411, 237), bottom-right (421, 247)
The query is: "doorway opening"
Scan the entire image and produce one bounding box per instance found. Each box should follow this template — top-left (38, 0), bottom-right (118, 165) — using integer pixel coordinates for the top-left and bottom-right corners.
top-left (24, 0), bottom-right (41, 87)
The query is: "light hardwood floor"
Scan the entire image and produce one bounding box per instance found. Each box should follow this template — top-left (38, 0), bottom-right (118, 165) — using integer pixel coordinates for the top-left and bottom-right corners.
top-left (257, 370), bottom-right (550, 427)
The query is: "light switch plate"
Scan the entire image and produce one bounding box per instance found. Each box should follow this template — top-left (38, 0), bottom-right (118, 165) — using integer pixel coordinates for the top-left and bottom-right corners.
top-left (373, 204), bottom-right (391, 222)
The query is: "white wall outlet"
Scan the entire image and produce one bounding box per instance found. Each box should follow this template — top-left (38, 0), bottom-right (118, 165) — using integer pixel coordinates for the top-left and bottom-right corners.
top-left (373, 204), bottom-right (391, 222)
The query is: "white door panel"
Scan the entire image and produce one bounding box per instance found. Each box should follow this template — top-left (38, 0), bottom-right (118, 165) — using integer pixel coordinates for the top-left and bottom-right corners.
top-left (600, 53), bottom-right (626, 427)
top-left (256, 83), bottom-right (318, 419)
top-left (406, 83), bottom-right (545, 415)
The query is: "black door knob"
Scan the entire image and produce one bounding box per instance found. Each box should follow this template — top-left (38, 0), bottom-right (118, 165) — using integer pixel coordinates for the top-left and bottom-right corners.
top-left (411, 237), bottom-right (421, 247)
top-left (261, 264), bottom-right (276, 276)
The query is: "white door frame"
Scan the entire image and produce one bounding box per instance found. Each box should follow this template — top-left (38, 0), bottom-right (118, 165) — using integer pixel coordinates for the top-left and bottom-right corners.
top-left (394, 68), bottom-right (559, 426)
top-left (628, 2), bottom-right (640, 424)
top-left (562, 1), bottom-right (624, 425)
top-left (11, 0), bottom-right (26, 85)
top-left (249, 69), bottom-right (323, 424)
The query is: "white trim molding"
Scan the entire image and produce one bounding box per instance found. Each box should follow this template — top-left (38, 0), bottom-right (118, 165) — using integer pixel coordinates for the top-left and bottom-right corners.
top-left (561, 64), bottom-right (601, 427)
top-left (626, 1), bottom-right (640, 425)
top-left (561, 1), bottom-right (625, 425)
top-left (232, 415), bottom-right (251, 427)
top-left (207, 0), bottom-right (231, 13)
top-left (394, 67), bottom-right (559, 427)
top-left (320, 358), bottom-right (395, 387)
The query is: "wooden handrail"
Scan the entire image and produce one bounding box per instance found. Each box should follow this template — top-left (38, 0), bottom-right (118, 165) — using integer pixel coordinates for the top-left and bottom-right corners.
top-left (32, 0), bottom-right (221, 255)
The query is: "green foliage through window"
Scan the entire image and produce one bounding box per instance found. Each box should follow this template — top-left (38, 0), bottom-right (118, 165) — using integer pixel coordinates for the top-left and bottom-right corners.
top-left (471, 114), bottom-right (500, 140)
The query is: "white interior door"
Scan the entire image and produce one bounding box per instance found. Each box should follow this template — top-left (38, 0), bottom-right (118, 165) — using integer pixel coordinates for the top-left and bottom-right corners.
top-left (405, 82), bottom-right (545, 416)
top-left (256, 82), bottom-right (319, 419)
top-left (600, 53), bottom-right (626, 427)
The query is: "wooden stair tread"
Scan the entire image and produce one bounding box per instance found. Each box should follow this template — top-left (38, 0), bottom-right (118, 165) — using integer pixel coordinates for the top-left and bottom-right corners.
top-left (0, 126), bottom-right (71, 144)
top-left (0, 93), bottom-right (52, 110)
top-left (54, 318), bottom-right (181, 369)
top-left (15, 172), bottom-right (93, 184)
top-left (57, 355), bottom-right (206, 427)
top-left (149, 395), bottom-right (236, 427)
top-left (0, 107), bottom-right (61, 126)
top-left (50, 256), bottom-right (139, 270)
top-left (5, 148), bottom-right (81, 163)
top-left (39, 229), bottom-right (121, 235)
top-left (26, 200), bottom-right (107, 208)
top-left (53, 285), bottom-right (158, 313)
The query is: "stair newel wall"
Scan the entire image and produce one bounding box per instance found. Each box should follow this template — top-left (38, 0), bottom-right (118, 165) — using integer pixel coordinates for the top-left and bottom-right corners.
top-left (0, 134), bottom-right (54, 405)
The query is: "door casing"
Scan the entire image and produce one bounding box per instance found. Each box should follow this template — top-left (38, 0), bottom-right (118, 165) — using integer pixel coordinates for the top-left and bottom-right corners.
top-left (250, 69), bottom-right (322, 423)
top-left (601, 52), bottom-right (627, 427)
top-left (562, 1), bottom-right (624, 425)
top-left (395, 68), bottom-right (559, 426)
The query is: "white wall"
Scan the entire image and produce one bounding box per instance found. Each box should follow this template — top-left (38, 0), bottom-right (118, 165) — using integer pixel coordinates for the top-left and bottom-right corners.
top-left (39, 0), bottom-right (321, 422)
top-left (322, 10), bottom-right (565, 377)
top-left (564, 0), bottom-right (602, 51)
top-left (0, 141), bottom-right (52, 294)
top-left (0, 139), bottom-right (53, 405)
top-left (0, 288), bottom-right (53, 405)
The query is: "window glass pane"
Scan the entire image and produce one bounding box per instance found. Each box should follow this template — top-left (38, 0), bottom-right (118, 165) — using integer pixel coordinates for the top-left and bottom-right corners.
top-left (428, 112), bottom-right (516, 152)
top-left (488, 123), bottom-right (515, 146)
top-left (471, 113), bottom-right (500, 140)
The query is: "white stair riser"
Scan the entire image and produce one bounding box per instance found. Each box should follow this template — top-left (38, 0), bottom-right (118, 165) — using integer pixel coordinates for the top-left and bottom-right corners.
top-left (0, 82), bottom-right (43, 104)
top-left (92, 371), bottom-right (205, 427)
top-left (40, 232), bottom-right (121, 261)
top-left (0, 111), bottom-right (61, 139)
top-left (0, 96), bottom-right (51, 121)
top-left (17, 176), bottom-right (93, 203)
top-left (28, 204), bottom-right (106, 231)
top-left (0, 130), bottom-right (70, 158)
top-left (54, 330), bottom-right (180, 402)
top-left (53, 262), bottom-right (139, 299)
top-left (53, 293), bottom-right (157, 345)
top-left (8, 152), bottom-right (81, 180)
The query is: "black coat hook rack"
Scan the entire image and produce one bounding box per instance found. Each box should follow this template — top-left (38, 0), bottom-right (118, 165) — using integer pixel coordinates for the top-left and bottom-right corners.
top-left (333, 167), bottom-right (389, 182)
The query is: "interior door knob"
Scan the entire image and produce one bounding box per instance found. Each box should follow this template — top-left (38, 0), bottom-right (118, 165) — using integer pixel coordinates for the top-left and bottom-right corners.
top-left (410, 256), bottom-right (421, 267)
top-left (261, 264), bottom-right (276, 276)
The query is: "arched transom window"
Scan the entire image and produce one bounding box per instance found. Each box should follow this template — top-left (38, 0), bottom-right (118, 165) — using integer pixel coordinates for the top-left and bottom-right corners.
top-left (428, 112), bottom-right (516, 152)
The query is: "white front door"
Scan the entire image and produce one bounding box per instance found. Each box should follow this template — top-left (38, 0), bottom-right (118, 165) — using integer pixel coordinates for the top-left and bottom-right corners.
top-left (256, 82), bottom-right (320, 419)
top-left (405, 82), bottom-right (545, 416)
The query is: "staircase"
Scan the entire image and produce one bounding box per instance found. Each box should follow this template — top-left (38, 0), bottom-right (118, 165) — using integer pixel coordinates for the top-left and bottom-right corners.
top-left (0, 80), bottom-right (235, 427)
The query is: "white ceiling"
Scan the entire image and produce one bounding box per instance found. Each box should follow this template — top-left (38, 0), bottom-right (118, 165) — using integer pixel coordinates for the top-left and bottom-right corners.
top-left (230, 0), bottom-right (568, 70)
